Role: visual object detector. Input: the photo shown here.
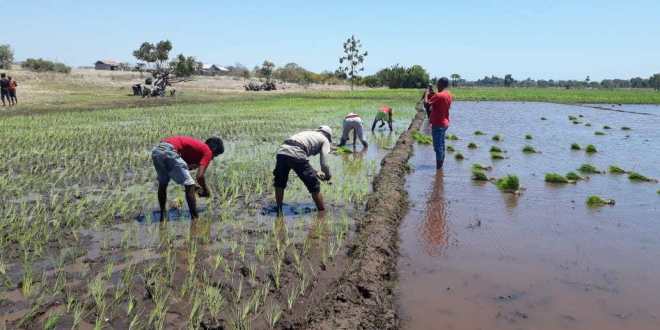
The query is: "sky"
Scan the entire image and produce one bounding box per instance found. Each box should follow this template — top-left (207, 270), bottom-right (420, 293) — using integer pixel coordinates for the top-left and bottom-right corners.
top-left (2, 0), bottom-right (659, 81)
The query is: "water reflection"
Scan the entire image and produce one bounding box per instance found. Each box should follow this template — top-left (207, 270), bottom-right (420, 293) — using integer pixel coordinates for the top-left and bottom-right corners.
top-left (422, 171), bottom-right (449, 256)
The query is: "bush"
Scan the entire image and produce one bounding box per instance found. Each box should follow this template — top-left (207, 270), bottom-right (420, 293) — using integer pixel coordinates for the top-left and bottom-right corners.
top-left (22, 58), bottom-right (71, 73)
top-left (0, 44), bottom-right (14, 69)
top-left (361, 75), bottom-right (382, 88)
top-left (372, 64), bottom-right (429, 89)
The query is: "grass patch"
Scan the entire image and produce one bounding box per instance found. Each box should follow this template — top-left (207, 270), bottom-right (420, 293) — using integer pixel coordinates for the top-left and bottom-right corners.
top-left (472, 163), bottom-right (492, 171)
top-left (608, 165), bottom-right (626, 174)
top-left (412, 131), bottom-right (432, 144)
top-left (578, 163), bottom-right (601, 174)
top-left (489, 146), bottom-right (503, 153)
top-left (454, 152), bottom-right (465, 160)
top-left (628, 172), bottom-right (656, 182)
top-left (467, 142), bottom-right (478, 149)
top-left (525, 134), bottom-right (533, 140)
top-left (495, 175), bottom-right (520, 192)
top-left (446, 145), bottom-right (455, 152)
top-left (586, 195), bottom-right (615, 207)
top-left (522, 145), bottom-right (538, 154)
top-left (585, 144), bottom-right (598, 153)
top-left (545, 173), bottom-right (569, 184)
top-left (594, 131), bottom-right (606, 136)
top-left (474, 130), bottom-right (485, 135)
top-left (471, 169), bottom-right (489, 181)
top-left (565, 172), bottom-right (584, 181)
top-left (570, 143), bottom-right (581, 150)
top-left (492, 134), bottom-right (502, 142)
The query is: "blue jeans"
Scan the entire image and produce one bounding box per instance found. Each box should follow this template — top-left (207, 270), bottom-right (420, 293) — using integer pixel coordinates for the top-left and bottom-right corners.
top-left (432, 126), bottom-right (447, 166)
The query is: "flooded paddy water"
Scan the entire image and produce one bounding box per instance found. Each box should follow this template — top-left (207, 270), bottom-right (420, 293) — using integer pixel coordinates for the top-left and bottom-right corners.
top-left (397, 102), bottom-right (660, 330)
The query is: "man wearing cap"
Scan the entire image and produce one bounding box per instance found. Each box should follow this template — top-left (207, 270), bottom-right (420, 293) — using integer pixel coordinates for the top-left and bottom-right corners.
top-left (372, 106), bottom-right (393, 132)
top-left (152, 135), bottom-right (224, 221)
top-left (338, 112), bottom-right (368, 150)
top-left (273, 126), bottom-right (333, 215)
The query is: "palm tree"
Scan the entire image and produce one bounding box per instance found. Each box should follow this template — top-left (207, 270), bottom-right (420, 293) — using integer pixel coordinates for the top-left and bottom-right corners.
top-left (450, 73), bottom-right (461, 87)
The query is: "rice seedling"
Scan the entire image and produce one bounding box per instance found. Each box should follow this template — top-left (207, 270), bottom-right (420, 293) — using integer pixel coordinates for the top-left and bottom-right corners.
top-left (474, 130), bottom-right (486, 135)
top-left (446, 134), bottom-right (459, 141)
top-left (287, 284), bottom-right (299, 310)
top-left (495, 175), bottom-right (520, 192)
top-left (412, 131), bottom-right (432, 144)
top-left (522, 145), bottom-right (538, 154)
top-left (585, 144), bottom-right (598, 153)
top-left (603, 125), bottom-right (611, 129)
top-left (568, 115), bottom-right (577, 121)
top-left (578, 163), bottom-right (601, 174)
top-left (578, 114), bottom-right (584, 118)
top-left (44, 311), bottom-right (61, 330)
top-left (621, 126), bottom-right (631, 130)
top-left (541, 117), bottom-right (547, 120)
top-left (335, 146), bottom-right (353, 154)
top-left (608, 165), bottom-right (626, 174)
top-left (467, 142), bottom-right (478, 149)
top-left (525, 134), bottom-right (533, 140)
top-left (545, 173), bottom-right (569, 183)
top-left (585, 123), bottom-right (592, 127)
top-left (628, 172), bottom-right (656, 182)
top-left (489, 146), bottom-right (503, 153)
top-left (446, 145), bottom-right (455, 152)
top-left (471, 169), bottom-right (489, 181)
top-left (595, 131), bottom-right (606, 136)
top-left (572, 120), bottom-right (581, 124)
top-left (571, 143), bottom-right (581, 150)
top-left (565, 172), bottom-right (584, 181)
top-left (586, 195), bottom-right (615, 207)
top-left (472, 163), bottom-right (492, 171)
top-left (454, 152), bottom-right (465, 160)
top-left (491, 152), bottom-right (505, 160)
top-left (492, 134), bottom-right (502, 142)
top-left (266, 301), bottom-right (282, 329)
top-left (204, 285), bottom-right (225, 321)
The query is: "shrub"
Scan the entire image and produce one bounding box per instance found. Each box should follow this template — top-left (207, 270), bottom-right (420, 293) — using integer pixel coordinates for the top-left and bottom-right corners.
top-left (471, 169), bottom-right (488, 181)
top-left (522, 145), bottom-right (537, 153)
top-left (570, 143), bottom-right (581, 150)
top-left (545, 173), bottom-right (568, 183)
top-left (496, 175), bottom-right (520, 192)
top-left (565, 172), bottom-right (584, 181)
top-left (492, 134), bottom-right (502, 142)
top-left (22, 58), bottom-right (71, 73)
top-left (585, 144), bottom-right (597, 153)
top-left (489, 146), bottom-right (503, 153)
top-left (608, 166), bottom-right (626, 174)
top-left (411, 131), bottom-right (432, 144)
top-left (467, 142), bottom-right (478, 149)
top-left (454, 152), bottom-right (464, 160)
top-left (374, 64), bottom-right (430, 89)
top-left (586, 195), bottom-right (615, 207)
top-left (628, 172), bottom-right (655, 182)
top-left (578, 164), bottom-right (601, 174)
top-left (361, 75), bottom-right (382, 87)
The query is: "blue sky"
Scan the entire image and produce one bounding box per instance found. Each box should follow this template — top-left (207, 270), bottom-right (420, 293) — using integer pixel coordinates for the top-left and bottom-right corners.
top-left (3, 0), bottom-right (659, 80)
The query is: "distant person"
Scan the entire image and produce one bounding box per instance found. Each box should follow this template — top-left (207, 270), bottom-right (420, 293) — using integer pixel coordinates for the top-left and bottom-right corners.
top-left (338, 112), bottom-right (368, 150)
top-left (151, 135), bottom-right (224, 221)
top-left (424, 77), bottom-right (453, 170)
top-left (372, 106), bottom-right (393, 132)
top-left (8, 76), bottom-right (17, 106)
top-left (274, 126), bottom-right (333, 215)
top-left (0, 73), bottom-right (9, 107)
top-left (420, 84), bottom-right (434, 118)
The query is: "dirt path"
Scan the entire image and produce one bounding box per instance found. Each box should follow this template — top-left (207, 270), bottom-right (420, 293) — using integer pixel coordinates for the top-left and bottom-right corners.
top-left (298, 111), bottom-right (425, 329)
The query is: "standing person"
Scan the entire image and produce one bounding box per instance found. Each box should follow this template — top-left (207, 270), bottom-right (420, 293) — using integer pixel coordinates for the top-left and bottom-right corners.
top-left (424, 77), bottom-right (453, 170)
top-left (419, 84), bottom-right (434, 118)
top-left (151, 135), bottom-right (224, 221)
top-left (371, 106), bottom-right (393, 132)
top-left (0, 73), bottom-right (9, 107)
top-left (8, 76), bottom-right (17, 106)
top-left (338, 112), bottom-right (368, 149)
top-left (273, 126), bottom-right (333, 215)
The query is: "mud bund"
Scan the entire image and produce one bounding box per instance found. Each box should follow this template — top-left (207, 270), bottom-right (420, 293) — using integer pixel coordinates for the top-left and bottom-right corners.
top-left (303, 111), bottom-right (425, 329)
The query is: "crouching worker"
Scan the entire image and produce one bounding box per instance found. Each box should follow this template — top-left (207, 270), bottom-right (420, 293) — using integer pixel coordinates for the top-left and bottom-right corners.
top-left (372, 106), bottom-right (393, 132)
top-left (152, 135), bottom-right (224, 221)
top-left (338, 112), bottom-right (368, 149)
top-left (274, 126), bottom-right (333, 215)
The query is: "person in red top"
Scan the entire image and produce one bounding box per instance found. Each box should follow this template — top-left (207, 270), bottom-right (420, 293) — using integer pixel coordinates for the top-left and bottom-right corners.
top-left (372, 106), bottom-right (393, 132)
top-left (424, 77), bottom-right (453, 170)
top-left (151, 135), bottom-right (224, 220)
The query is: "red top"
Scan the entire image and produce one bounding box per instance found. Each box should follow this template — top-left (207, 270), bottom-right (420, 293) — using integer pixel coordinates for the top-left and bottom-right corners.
top-left (162, 136), bottom-right (213, 168)
top-left (428, 91), bottom-right (452, 128)
top-left (380, 106), bottom-right (392, 114)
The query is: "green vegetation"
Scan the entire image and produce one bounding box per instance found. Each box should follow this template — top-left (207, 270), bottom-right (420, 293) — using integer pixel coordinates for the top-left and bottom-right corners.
top-left (22, 58), bottom-right (71, 73)
top-left (492, 134), bottom-right (502, 142)
top-left (471, 169), bottom-right (489, 181)
top-left (525, 134), bottom-right (533, 140)
top-left (490, 146), bottom-right (503, 153)
top-left (467, 142), bottom-right (478, 149)
top-left (495, 175), bottom-right (520, 192)
top-left (628, 172), bottom-right (656, 182)
top-left (594, 131), bottom-right (605, 136)
top-left (608, 165), bottom-right (626, 174)
top-left (603, 125), bottom-right (611, 130)
top-left (565, 172), bottom-right (584, 181)
top-left (585, 123), bottom-right (592, 127)
top-left (545, 173), bottom-right (569, 184)
top-left (571, 143), bottom-right (581, 150)
top-left (522, 145), bottom-right (538, 153)
top-left (474, 130), bottom-right (486, 135)
top-left (621, 126), bottom-right (631, 130)
top-left (586, 195), bottom-right (615, 207)
top-left (412, 131), bottom-right (432, 144)
top-left (572, 120), bottom-right (581, 125)
top-left (446, 145), bottom-right (455, 152)
top-left (455, 152), bottom-right (465, 160)
top-left (338, 35), bottom-right (368, 90)
top-left (472, 163), bottom-right (492, 171)
top-left (579, 163), bottom-right (601, 174)
top-left (585, 144), bottom-right (598, 153)
top-left (446, 134), bottom-right (459, 141)
top-left (491, 152), bottom-right (505, 160)
top-left (335, 146), bottom-right (353, 154)
top-left (568, 115), bottom-right (577, 121)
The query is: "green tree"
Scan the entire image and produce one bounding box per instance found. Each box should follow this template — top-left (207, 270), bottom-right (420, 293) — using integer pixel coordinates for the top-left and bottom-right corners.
top-left (170, 54), bottom-right (200, 77)
top-left (338, 35), bottom-right (368, 90)
top-left (155, 40), bottom-right (173, 69)
top-left (132, 42), bottom-right (156, 68)
top-left (259, 60), bottom-right (275, 81)
top-left (650, 73), bottom-right (660, 91)
top-left (0, 44), bottom-right (14, 69)
top-left (504, 74), bottom-right (515, 87)
top-left (450, 73), bottom-right (461, 87)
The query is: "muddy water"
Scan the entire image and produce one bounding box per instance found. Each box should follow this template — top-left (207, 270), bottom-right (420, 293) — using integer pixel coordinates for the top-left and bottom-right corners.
top-left (397, 102), bottom-right (660, 330)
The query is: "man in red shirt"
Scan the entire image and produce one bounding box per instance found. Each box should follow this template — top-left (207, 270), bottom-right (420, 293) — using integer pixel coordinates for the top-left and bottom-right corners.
top-left (151, 135), bottom-right (224, 220)
top-left (424, 77), bottom-right (453, 170)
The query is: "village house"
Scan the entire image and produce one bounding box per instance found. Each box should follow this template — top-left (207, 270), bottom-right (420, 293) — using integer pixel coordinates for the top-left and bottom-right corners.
top-left (94, 60), bottom-right (120, 71)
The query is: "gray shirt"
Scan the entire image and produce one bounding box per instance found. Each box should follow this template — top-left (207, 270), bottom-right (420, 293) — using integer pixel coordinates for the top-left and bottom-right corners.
top-left (277, 131), bottom-right (332, 177)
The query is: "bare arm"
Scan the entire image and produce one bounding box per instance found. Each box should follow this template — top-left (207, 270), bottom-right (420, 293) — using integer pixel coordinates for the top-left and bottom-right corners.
top-left (196, 165), bottom-right (210, 197)
top-left (319, 141), bottom-right (332, 180)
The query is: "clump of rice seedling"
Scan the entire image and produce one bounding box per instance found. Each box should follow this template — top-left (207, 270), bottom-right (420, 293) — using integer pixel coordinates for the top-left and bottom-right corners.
top-left (585, 123), bottom-right (592, 127)
top-left (621, 126), bottom-right (631, 130)
top-left (474, 130), bottom-right (485, 135)
top-left (628, 172), bottom-right (656, 182)
top-left (455, 152), bottom-right (464, 160)
top-left (578, 163), bottom-right (601, 174)
top-left (568, 115), bottom-right (577, 121)
top-left (472, 163), bottom-right (492, 171)
top-left (541, 117), bottom-right (547, 120)
top-left (594, 131), bottom-right (605, 136)
top-left (570, 143), bottom-right (581, 150)
top-left (495, 175), bottom-right (520, 192)
top-left (446, 145), bottom-right (455, 152)
top-left (585, 144), bottom-right (597, 153)
top-left (471, 169), bottom-right (489, 181)
top-left (586, 195), bottom-right (615, 207)
top-left (608, 165), bottom-right (626, 174)
top-left (411, 131), bottom-right (432, 145)
top-left (467, 142), bottom-right (478, 149)
top-left (525, 134), bottom-right (533, 140)
top-left (490, 146), bottom-right (503, 153)
top-left (335, 146), bottom-right (353, 154)
top-left (491, 152), bottom-right (505, 160)
top-left (492, 134), bottom-right (502, 142)
top-left (603, 125), bottom-right (611, 129)
top-left (522, 145), bottom-right (537, 154)
top-left (446, 134), bottom-right (459, 141)
top-left (565, 172), bottom-right (584, 181)
top-left (572, 120), bottom-right (581, 125)
top-left (545, 173), bottom-right (569, 183)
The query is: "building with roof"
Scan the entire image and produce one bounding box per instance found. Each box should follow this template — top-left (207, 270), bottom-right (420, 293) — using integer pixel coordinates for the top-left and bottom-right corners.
top-left (95, 60), bottom-right (120, 71)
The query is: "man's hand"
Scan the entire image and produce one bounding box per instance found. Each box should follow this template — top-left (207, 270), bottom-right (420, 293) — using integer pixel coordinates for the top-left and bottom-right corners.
top-left (317, 171), bottom-right (331, 181)
top-left (196, 185), bottom-right (210, 198)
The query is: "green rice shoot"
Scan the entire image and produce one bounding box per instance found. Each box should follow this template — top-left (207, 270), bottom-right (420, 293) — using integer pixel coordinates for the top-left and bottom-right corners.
top-left (495, 175), bottom-right (520, 192)
top-left (545, 173), bottom-right (569, 184)
top-left (608, 165), bottom-right (626, 174)
top-left (492, 134), bottom-right (502, 142)
top-left (585, 144), bottom-right (598, 153)
top-left (578, 163), bottom-right (601, 174)
top-left (522, 145), bottom-right (537, 153)
top-left (411, 131), bottom-right (432, 145)
top-left (471, 169), bottom-right (489, 181)
top-left (586, 195), bottom-right (615, 207)
top-left (628, 172), bottom-right (655, 182)
top-left (467, 142), bottom-right (478, 149)
top-left (454, 152), bottom-right (465, 160)
top-left (565, 172), bottom-right (584, 181)
top-left (570, 143), bottom-right (581, 150)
